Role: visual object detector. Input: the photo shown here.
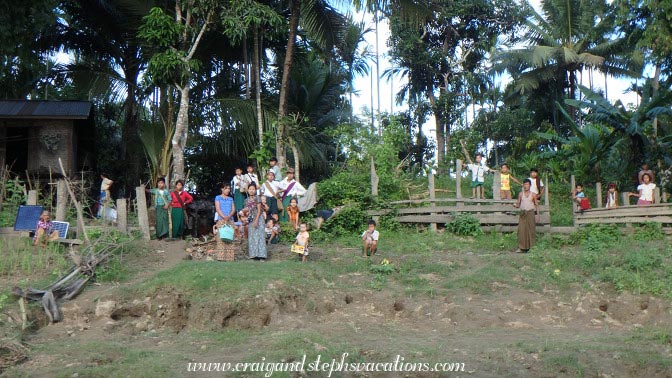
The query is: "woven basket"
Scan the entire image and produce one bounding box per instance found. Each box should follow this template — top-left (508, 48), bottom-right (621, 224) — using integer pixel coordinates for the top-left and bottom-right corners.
top-left (215, 240), bottom-right (236, 261)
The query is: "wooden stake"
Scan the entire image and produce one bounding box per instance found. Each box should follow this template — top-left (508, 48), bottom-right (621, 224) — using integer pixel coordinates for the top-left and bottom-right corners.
top-left (58, 158), bottom-right (90, 244)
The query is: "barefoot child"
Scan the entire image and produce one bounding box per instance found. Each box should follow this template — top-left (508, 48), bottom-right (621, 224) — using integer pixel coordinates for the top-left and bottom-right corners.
top-left (292, 223), bottom-right (310, 262)
top-left (513, 179), bottom-right (540, 253)
top-left (499, 163), bottom-right (521, 200)
top-left (463, 153), bottom-right (494, 199)
top-left (361, 220), bottom-right (379, 257)
top-left (34, 210), bottom-right (59, 246)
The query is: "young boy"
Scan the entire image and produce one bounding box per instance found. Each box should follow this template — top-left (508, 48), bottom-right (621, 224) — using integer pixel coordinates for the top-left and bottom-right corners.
top-left (572, 183), bottom-right (591, 212)
top-left (528, 168), bottom-right (545, 201)
top-left (269, 157), bottom-right (281, 182)
top-left (499, 163), bottom-right (521, 200)
top-left (361, 219), bottom-right (379, 257)
top-left (265, 218), bottom-right (280, 245)
top-left (464, 153), bottom-right (494, 199)
top-left (243, 164), bottom-right (259, 194)
top-left (293, 223), bottom-right (310, 262)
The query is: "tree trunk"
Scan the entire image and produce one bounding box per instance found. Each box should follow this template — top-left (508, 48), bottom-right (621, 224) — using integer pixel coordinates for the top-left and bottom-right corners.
top-left (243, 36), bottom-right (250, 100)
top-left (277, 0), bottom-right (302, 169)
top-left (253, 27), bottom-right (264, 150)
top-left (290, 138), bottom-right (300, 182)
top-left (370, 155), bottom-right (379, 196)
top-left (427, 87), bottom-right (444, 172)
top-left (171, 85), bottom-right (190, 182)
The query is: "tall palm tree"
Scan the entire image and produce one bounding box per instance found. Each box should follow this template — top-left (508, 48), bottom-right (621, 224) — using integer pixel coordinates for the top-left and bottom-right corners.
top-left (276, 0), bottom-right (347, 169)
top-left (336, 15), bottom-right (374, 119)
top-left (492, 0), bottom-right (641, 123)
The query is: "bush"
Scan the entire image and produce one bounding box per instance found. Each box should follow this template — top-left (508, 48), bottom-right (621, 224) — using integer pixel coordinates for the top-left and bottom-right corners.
top-left (446, 213), bottom-right (483, 237)
top-left (320, 205), bottom-right (368, 237)
top-left (572, 224), bottom-right (620, 251)
top-left (633, 222), bottom-right (664, 241)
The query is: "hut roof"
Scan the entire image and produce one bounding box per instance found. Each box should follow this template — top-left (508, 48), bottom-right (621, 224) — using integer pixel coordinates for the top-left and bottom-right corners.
top-left (0, 100), bottom-right (92, 120)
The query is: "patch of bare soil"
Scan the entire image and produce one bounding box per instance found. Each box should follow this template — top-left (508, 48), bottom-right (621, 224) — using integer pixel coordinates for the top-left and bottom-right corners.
top-left (3, 241), bottom-right (672, 377)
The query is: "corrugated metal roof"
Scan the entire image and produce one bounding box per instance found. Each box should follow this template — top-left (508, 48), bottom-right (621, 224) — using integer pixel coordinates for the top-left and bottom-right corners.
top-left (0, 100), bottom-right (92, 119)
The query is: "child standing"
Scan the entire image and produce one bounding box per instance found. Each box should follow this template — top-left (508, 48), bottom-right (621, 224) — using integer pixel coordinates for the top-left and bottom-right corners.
top-left (528, 168), bottom-right (545, 201)
top-left (33, 210), bottom-right (59, 246)
top-left (146, 178), bottom-right (171, 240)
top-left (231, 167), bottom-right (246, 212)
top-left (361, 220), bottom-right (379, 257)
top-left (243, 164), bottom-right (259, 194)
top-left (630, 173), bottom-right (656, 205)
top-left (97, 173), bottom-right (114, 219)
top-left (170, 180), bottom-right (193, 239)
top-left (269, 157), bottom-right (281, 182)
top-left (513, 179), bottom-right (540, 253)
top-left (499, 163), bottom-right (521, 200)
top-left (464, 153), bottom-right (494, 199)
top-left (605, 182), bottom-right (619, 208)
top-left (638, 163), bottom-right (655, 185)
top-left (293, 223), bottom-right (310, 262)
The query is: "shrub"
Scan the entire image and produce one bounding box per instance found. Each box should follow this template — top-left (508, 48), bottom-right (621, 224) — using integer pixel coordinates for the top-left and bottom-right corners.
top-left (446, 213), bottom-right (483, 237)
top-left (573, 224), bottom-right (620, 251)
top-left (320, 205), bottom-right (368, 237)
top-left (633, 222), bottom-right (664, 241)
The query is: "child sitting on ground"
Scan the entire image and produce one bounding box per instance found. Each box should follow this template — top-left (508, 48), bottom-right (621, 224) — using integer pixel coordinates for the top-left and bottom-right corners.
top-left (287, 197), bottom-right (300, 230)
top-left (572, 183), bottom-right (591, 212)
top-left (293, 223), bottom-right (310, 262)
top-left (361, 219), bottom-right (379, 257)
top-left (265, 218), bottom-right (280, 245)
top-left (34, 210), bottom-right (59, 246)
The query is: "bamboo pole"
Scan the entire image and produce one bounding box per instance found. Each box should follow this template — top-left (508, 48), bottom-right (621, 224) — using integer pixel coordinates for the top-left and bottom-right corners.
top-left (58, 158), bottom-right (90, 244)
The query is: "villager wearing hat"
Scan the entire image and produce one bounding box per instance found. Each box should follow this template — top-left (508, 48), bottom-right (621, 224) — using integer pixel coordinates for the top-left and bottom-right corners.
top-left (605, 182), bottom-right (619, 209)
top-left (278, 167), bottom-right (307, 222)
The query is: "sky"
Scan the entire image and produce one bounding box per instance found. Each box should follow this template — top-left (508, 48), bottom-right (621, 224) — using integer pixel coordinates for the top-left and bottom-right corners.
top-left (349, 2), bottom-right (644, 151)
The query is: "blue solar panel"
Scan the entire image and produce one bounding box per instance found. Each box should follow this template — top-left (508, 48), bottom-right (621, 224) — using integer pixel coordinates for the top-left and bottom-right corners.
top-left (52, 221), bottom-right (69, 239)
top-left (13, 205), bottom-right (44, 231)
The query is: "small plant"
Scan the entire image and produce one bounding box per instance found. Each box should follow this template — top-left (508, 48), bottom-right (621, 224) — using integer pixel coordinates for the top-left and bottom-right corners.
top-left (573, 224), bottom-right (620, 251)
top-left (369, 259), bottom-right (395, 275)
top-left (446, 213), bottom-right (483, 236)
top-left (633, 222), bottom-right (664, 241)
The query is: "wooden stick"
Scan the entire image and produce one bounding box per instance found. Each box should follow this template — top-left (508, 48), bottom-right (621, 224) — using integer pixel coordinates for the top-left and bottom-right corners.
top-left (58, 158), bottom-right (90, 244)
top-left (18, 297), bottom-right (28, 330)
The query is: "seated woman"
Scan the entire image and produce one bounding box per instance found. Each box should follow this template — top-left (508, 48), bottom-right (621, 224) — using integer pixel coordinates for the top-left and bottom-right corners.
top-left (34, 210), bottom-right (59, 246)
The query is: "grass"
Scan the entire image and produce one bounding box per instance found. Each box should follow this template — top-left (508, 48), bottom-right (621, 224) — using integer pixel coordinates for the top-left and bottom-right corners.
top-left (0, 238), bottom-right (71, 280)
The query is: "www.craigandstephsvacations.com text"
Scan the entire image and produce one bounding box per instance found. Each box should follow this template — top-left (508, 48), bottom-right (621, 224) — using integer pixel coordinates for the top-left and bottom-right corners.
top-left (186, 354), bottom-right (466, 376)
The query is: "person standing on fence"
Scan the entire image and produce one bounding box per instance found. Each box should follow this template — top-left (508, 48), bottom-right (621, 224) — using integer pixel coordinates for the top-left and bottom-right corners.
top-left (463, 153), bottom-right (494, 199)
top-left (146, 178), bottom-right (171, 240)
top-left (513, 179), bottom-right (540, 253)
top-left (527, 168), bottom-right (545, 201)
top-left (629, 173), bottom-right (656, 206)
top-left (499, 163), bottom-right (521, 200)
top-left (170, 180), bottom-right (193, 240)
top-left (97, 173), bottom-right (114, 219)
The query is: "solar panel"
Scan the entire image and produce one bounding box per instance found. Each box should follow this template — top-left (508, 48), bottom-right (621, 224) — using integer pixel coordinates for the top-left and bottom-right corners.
top-left (51, 221), bottom-right (69, 239)
top-left (13, 205), bottom-right (44, 231)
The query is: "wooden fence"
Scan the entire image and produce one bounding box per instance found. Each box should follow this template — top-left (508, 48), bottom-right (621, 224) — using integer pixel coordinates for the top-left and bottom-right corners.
top-left (570, 175), bottom-right (672, 232)
top-left (368, 159), bottom-right (552, 233)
